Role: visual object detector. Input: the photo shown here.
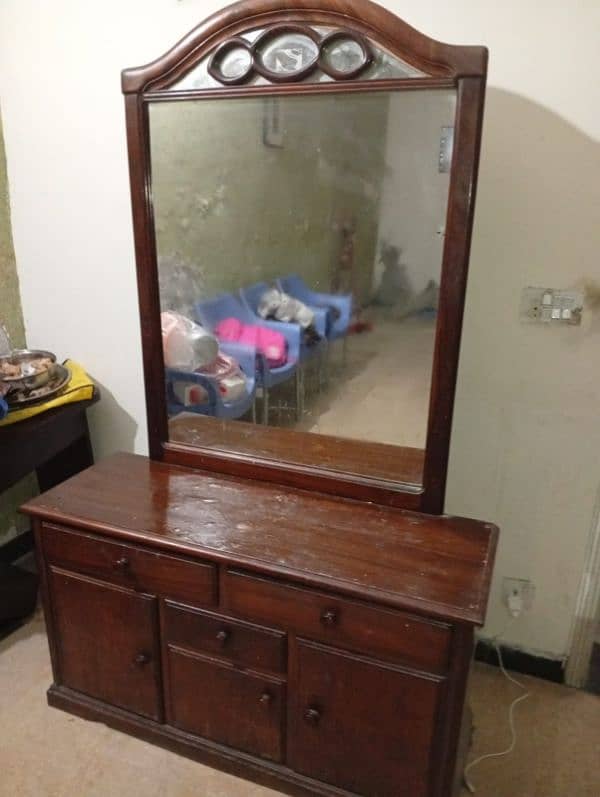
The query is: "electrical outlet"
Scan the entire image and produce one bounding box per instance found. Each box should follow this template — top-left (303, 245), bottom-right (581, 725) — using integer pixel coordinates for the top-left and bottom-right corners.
top-left (502, 578), bottom-right (535, 615)
top-left (520, 287), bottom-right (583, 325)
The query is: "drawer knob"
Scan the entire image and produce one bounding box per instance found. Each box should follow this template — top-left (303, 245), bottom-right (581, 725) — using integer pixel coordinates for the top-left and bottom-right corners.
top-left (303, 707), bottom-right (321, 726)
top-left (216, 629), bottom-right (230, 646)
top-left (259, 691), bottom-right (272, 705)
top-left (134, 652), bottom-right (150, 666)
top-left (115, 556), bottom-right (130, 569)
top-left (320, 609), bottom-right (338, 626)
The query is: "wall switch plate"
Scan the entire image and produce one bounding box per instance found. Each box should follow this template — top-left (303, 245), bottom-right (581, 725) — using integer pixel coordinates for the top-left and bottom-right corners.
top-left (503, 578), bottom-right (535, 613)
top-left (520, 287), bottom-right (583, 325)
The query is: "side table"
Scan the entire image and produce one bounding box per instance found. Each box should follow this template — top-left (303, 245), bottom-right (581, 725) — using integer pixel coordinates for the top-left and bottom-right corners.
top-left (0, 389), bottom-right (100, 626)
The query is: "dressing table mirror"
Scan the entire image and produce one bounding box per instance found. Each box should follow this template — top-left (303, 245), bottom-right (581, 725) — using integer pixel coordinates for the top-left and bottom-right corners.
top-left (124, 0), bottom-right (487, 513)
top-left (22, 4), bottom-right (497, 797)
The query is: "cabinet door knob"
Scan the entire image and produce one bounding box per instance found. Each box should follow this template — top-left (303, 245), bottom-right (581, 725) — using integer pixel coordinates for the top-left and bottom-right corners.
top-left (216, 629), bottom-right (230, 645)
top-left (320, 608), bottom-right (338, 626)
top-left (259, 691), bottom-right (272, 705)
top-left (115, 556), bottom-right (130, 569)
top-left (303, 707), bottom-right (321, 725)
top-left (134, 652), bottom-right (150, 666)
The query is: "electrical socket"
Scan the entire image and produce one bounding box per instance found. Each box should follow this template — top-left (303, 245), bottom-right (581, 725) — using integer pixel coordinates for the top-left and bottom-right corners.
top-left (502, 578), bottom-right (535, 616)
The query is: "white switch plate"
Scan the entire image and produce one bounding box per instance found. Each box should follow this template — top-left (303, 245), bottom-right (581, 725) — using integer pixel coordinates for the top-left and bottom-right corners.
top-left (503, 577), bottom-right (535, 612)
top-left (520, 287), bottom-right (583, 325)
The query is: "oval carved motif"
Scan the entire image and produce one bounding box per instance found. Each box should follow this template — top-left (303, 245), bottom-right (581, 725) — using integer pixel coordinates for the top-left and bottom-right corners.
top-left (207, 25), bottom-right (372, 85)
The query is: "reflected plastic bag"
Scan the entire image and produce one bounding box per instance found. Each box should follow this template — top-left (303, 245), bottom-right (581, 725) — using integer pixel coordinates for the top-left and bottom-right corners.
top-left (161, 311), bottom-right (218, 371)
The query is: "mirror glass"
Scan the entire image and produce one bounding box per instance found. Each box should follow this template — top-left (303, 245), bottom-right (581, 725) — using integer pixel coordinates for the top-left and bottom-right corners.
top-left (149, 88), bottom-right (456, 485)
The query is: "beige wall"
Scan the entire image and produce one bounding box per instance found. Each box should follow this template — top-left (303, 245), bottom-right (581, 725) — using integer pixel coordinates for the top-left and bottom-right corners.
top-left (1, 0), bottom-right (599, 660)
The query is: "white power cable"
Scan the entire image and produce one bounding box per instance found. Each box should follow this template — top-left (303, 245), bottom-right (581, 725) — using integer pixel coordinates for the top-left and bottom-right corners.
top-left (463, 622), bottom-right (531, 794)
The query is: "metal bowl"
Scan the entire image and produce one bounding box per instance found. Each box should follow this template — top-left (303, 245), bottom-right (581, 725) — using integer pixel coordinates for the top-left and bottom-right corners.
top-left (0, 349), bottom-right (57, 391)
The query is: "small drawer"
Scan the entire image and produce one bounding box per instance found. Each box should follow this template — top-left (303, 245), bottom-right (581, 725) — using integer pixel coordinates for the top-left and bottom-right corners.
top-left (41, 524), bottom-right (216, 607)
top-left (163, 601), bottom-right (286, 674)
top-left (223, 569), bottom-right (451, 674)
top-left (166, 646), bottom-right (284, 762)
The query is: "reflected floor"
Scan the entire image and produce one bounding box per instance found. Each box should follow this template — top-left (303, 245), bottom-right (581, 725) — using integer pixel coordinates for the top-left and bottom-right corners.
top-left (273, 310), bottom-right (436, 449)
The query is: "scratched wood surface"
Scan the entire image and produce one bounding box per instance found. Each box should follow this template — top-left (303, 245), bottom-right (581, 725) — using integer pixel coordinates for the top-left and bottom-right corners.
top-left (23, 453), bottom-right (497, 624)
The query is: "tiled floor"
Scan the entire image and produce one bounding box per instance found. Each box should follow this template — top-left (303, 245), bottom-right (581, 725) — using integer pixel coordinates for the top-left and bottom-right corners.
top-left (1, 613), bottom-right (599, 796)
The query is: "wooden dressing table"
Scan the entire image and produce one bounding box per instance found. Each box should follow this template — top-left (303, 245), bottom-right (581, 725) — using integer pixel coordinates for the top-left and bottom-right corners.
top-left (24, 2), bottom-right (495, 794)
top-left (24, 453), bottom-right (496, 796)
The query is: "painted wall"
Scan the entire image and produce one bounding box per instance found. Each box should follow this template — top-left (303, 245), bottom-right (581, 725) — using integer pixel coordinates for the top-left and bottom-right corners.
top-left (1, 0), bottom-right (599, 660)
top-left (0, 109), bottom-right (35, 545)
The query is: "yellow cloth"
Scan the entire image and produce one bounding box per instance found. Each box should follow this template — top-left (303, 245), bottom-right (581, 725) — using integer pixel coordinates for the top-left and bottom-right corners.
top-left (0, 360), bottom-right (95, 426)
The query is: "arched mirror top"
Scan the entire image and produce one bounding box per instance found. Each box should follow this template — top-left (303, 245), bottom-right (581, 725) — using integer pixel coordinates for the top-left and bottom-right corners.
top-left (122, 0), bottom-right (487, 513)
top-left (122, 0), bottom-right (487, 95)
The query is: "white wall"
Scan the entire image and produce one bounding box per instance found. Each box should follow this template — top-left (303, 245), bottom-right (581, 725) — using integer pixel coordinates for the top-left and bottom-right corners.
top-left (1, 0), bottom-right (599, 660)
top-left (0, 0), bottom-right (226, 459)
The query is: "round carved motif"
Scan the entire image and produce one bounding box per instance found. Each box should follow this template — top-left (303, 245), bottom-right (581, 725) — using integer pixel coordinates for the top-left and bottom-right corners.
top-left (207, 25), bottom-right (372, 86)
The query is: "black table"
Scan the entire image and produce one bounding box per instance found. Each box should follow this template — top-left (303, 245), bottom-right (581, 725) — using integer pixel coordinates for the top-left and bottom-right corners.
top-left (0, 389), bottom-right (100, 625)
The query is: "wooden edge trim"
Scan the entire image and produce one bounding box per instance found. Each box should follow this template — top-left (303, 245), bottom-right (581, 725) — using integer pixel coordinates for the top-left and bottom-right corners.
top-left (121, 0), bottom-right (487, 94)
top-left (421, 75), bottom-right (487, 513)
top-left (162, 442), bottom-right (424, 510)
top-left (26, 515), bottom-right (485, 624)
top-left (48, 685), bottom-right (353, 797)
top-left (141, 76), bottom-right (457, 103)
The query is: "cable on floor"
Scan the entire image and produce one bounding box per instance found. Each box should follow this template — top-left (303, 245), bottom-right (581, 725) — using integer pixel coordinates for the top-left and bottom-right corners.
top-left (463, 626), bottom-right (531, 794)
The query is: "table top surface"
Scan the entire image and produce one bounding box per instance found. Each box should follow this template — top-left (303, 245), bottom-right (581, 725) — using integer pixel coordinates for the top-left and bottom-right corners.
top-left (23, 452), bottom-right (497, 625)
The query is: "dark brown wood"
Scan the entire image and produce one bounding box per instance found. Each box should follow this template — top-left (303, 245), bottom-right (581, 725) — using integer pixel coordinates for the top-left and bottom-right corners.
top-left (47, 567), bottom-right (162, 720)
top-left (163, 601), bottom-right (287, 674)
top-left (23, 453), bottom-right (498, 626)
top-left (124, 94), bottom-right (166, 461)
top-left (288, 638), bottom-right (443, 796)
top-left (440, 624), bottom-right (476, 795)
top-left (121, 0), bottom-right (488, 513)
top-left (41, 523), bottom-right (217, 608)
top-left (421, 75), bottom-right (487, 513)
top-left (166, 645), bottom-right (285, 761)
top-left (222, 569), bottom-right (451, 673)
top-left (168, 414), bottom-right (425, 509)
top-left (206, 24), bottom-right (374, 86)
top-left (121, 0), bottom-right (487, 94)
top-left (47, 684), bottom-right (366, 796)
top-left (144, 75), bottom-right (456, 103)
top-left (23, 9), bottom-right (495, 792)
top-left (26, 453), bottom-right (497, 797)
top-left (168, 415), bottom-right (425, 486)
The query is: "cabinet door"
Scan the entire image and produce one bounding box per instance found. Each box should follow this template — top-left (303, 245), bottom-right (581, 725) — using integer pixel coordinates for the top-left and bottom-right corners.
top-left (49, 567), bottom-right (161, 720)
top-left (289, 639), bottom-right (443, 797)
top-left (166, 646), bottom-right (284, 762)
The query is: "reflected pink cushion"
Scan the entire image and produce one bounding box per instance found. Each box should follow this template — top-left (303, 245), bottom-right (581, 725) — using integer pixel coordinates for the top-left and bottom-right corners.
top-left (215, 318), bottom-right (287, 368)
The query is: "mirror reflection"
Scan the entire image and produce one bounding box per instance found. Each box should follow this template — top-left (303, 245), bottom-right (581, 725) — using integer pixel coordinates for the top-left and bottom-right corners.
top-left (149, 89), bottom-right (456, 471)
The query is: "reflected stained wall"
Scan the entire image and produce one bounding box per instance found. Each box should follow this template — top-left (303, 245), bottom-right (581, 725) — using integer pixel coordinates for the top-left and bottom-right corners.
top-left (375, 90), bottom-right (455, 295)
top-left (150, 94), bottom-right (389, 307)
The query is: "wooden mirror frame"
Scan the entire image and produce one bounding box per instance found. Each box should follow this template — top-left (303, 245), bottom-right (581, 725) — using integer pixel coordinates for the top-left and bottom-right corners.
top-left (122, 0), bottom-right (487, 514)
